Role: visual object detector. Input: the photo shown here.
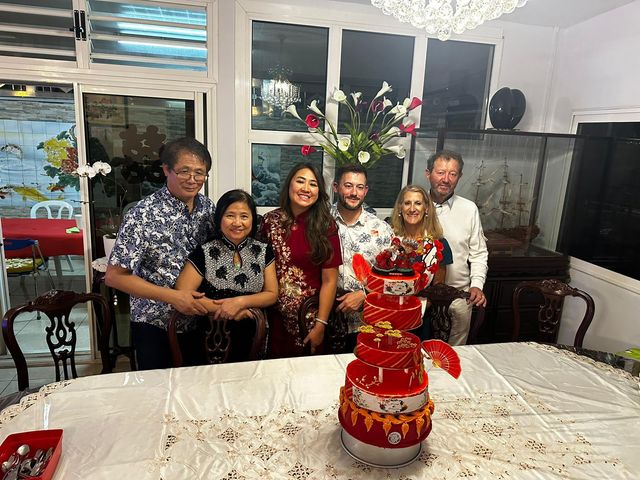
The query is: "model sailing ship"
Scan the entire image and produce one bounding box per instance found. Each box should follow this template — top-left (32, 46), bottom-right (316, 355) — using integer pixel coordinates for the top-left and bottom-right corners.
top-left (473, 157), bottom-right (540, 249)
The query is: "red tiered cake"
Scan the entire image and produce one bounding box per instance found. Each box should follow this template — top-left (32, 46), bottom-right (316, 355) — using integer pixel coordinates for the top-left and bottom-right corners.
top-left (339, 324), bottom-right (433, 461)
top-left (363, 293), bottom-right (423, 331)
top-left (338, 238), bottom-right (459, 468)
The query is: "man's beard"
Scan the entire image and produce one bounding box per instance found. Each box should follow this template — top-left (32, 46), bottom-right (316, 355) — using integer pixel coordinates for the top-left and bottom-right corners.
top-left (339, 195), bottom-right (363, 211)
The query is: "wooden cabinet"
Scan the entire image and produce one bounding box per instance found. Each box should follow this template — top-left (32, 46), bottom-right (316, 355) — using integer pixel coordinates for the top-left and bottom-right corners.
top-left (476, 245), bottom-right (570, 343)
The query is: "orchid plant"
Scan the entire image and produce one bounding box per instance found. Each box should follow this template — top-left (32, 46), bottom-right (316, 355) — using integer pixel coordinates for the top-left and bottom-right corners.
top-left (286, 81), bottom-right (422, 169)
top-left (74, 161), bottom-right (112, 179)
top-left (75, 161), bottom-right (127, 238)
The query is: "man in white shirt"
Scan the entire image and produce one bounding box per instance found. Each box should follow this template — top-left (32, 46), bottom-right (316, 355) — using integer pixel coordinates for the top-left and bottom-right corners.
top-left (425, 150), bottom-right (488, 345)
top-left (331, 164), bottom-right (394, 349)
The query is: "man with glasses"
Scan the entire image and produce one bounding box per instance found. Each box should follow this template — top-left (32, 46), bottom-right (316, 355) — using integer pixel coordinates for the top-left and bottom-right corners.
top-left (106, 137), bottom-right (215, 370)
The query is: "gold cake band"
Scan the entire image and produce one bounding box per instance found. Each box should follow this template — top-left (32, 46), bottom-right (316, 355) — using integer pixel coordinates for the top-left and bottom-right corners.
top-left (340, 386), bottom-right (435, 439)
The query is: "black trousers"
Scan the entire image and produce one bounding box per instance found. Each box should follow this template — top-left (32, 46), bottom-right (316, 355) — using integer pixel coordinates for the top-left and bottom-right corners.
top-left (131, 322), bottom-right (206, 371)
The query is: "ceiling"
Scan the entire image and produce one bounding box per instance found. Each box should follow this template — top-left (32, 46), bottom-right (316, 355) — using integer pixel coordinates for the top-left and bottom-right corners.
top-left (499, 0), bottom-right (636, 28)
top-left (345, 0), bottom-right (636, 28)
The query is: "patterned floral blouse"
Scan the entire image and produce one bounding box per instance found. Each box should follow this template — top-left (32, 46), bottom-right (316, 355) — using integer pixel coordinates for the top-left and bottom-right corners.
top-left (331, 206), bottom-right (395, 333)
top-left (261, 208), bottom-right (342, 355)
top-left (109, 186), bottom-right (214, 331)
top-left (187, 235), bottom-right (274, 300)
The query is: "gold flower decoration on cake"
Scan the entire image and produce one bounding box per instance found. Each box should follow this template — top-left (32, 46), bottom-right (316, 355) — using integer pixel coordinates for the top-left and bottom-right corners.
top-left (375, 321), bottom-right (393, 330)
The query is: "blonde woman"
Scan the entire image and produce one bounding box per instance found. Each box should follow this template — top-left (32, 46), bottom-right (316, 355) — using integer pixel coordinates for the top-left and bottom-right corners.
top-left (390, 184), bottom-right (452, 285)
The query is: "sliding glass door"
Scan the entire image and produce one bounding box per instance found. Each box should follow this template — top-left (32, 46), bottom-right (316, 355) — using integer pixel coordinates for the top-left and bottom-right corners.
top-left (0, 84), bottom-right (204, 360)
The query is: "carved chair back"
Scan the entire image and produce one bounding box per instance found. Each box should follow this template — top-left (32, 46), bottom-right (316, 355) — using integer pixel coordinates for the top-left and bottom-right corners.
top-left (168, 308), bottom-right (268, 367)
top-left (1, 290), bottom-right (112, 391)
top-left (421, 283), bottom-right (471, 342)
top-left (511, 279), bottom-right (595, 348)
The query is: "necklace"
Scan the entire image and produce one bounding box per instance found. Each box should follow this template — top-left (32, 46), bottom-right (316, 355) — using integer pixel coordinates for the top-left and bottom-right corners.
top-left (233, 251), bottom-right (242, 270)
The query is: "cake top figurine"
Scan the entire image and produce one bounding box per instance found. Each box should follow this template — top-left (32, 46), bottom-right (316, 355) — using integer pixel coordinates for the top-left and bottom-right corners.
top-left (352, 236), bottom-right (444, 296)
top-left (374, 236), bottom-right (443, 276)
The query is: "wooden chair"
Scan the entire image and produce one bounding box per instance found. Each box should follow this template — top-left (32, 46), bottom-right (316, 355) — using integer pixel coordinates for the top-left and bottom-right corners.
top-left (1, 290), bottom-right (112, 392)
top-left (168, 309), bottom-right (268, 366)
top-left (30, 200), bottom-right (75, 271)
top-left (512, 279), bottom-right (595, 348)
top-left (297, 292), bottom-right (349, 355)
top-left (421, 283), bottom-right (482, 343)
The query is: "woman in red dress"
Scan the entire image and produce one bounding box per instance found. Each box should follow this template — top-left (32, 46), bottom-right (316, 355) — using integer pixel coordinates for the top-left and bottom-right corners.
top-left (261, 162), bottom-right (342, 358)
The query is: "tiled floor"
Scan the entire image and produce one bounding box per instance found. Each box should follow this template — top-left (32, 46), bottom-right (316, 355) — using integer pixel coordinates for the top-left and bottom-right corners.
top-left (0, 357), bottom-right (133, 397)
top-left (0, 255), bottom-right (131, 398)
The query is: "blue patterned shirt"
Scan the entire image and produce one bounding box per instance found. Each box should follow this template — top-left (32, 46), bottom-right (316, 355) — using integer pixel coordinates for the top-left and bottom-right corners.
top-left (109, 186), bottom-right (215, 330)
top-left (331, 206), bottom-right (394, 332)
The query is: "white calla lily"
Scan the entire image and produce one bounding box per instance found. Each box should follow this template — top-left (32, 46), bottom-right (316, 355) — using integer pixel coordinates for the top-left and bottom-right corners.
top-left (374, 81), bottom-right (392, 99)
top-left (351, 92), bottom-right (362, 105)
top-left (338, 137), bottom-right (351, 152)
top-left (285, 104), bottom-right (302, 121)
top-left (309, 100), bottom-right (323, 116)
top-left (332, 89), bottom-right (347, 102)
top-left (389, 103), bottom-right (408, 121)
top-left (386, 145), bottom-right (406, 159)
top-left (382, 98), bottom-right (393, 109)
top-left (387, 126), bottom-right (401, 136)
top-left (402, 97), bottom-right (412, 109)
top-left (358, 151), bottom-right (371, 164)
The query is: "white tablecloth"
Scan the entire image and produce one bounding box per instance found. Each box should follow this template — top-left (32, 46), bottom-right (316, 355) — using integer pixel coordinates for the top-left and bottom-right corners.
top-left (0, 343), bottom-right (638, 479)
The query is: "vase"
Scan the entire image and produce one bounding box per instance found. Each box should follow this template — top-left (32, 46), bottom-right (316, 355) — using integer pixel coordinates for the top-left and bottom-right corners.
top-left (103, 236), bottom-right (116, 260)
top-left (489, 87), bottom-right (526, 129)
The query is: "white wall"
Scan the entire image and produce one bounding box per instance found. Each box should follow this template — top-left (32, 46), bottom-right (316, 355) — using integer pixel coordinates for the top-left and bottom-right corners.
top-left (544, 1), bottom-right (640, 352)
top-left (558, 259), bottom-right (640, 353)
top-left (547, 1), bottom-right (640, 133)
top-left (216, 0), bottom-right (238, 195)
top-left (492, 21), bottom-right (558, 132)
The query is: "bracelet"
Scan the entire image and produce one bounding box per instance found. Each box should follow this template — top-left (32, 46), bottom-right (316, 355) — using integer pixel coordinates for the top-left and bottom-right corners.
top-left (314, 317), bottom-right (328, 326)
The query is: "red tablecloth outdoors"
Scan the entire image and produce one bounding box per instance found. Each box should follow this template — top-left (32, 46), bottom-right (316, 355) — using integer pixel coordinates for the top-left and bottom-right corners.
top-left (1, 218), bottom-right (84, 258)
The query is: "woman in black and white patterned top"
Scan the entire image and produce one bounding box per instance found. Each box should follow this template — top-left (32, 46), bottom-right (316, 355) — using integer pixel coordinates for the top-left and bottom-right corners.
top-left (175, 190), bottom-right (278, 360)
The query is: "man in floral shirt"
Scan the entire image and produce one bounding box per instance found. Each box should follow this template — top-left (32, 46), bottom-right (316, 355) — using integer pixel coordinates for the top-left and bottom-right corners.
top-left (331, 164), bottom-right (394, 349)
top-left (106, 137), bottom-right (215, 370)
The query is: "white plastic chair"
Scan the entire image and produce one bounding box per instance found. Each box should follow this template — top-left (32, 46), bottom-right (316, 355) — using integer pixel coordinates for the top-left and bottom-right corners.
top-left (30, 200), bottom-right (75, 272)
top-left (30, 200), bottom-right (74, 220)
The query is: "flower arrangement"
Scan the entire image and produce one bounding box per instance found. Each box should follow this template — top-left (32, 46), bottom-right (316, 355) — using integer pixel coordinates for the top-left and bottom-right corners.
top-left (286, 81), bottom-right (422, 169)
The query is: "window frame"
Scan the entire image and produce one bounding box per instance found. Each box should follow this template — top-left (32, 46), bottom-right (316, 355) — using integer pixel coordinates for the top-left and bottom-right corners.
top-left (0, 0), bottom-right (218, 82)
top-left (236, 0), bottom-right (504, 215)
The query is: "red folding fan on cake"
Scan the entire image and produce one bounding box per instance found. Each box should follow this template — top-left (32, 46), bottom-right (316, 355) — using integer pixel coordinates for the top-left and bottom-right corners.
top-left (421, 339), bottom-right (462, 379)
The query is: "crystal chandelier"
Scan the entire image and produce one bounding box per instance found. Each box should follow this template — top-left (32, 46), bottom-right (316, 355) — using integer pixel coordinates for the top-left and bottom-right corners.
top-left (371, 0), bottom-right (530, 41)
top-left (261, 65), bottom-right (301, 110)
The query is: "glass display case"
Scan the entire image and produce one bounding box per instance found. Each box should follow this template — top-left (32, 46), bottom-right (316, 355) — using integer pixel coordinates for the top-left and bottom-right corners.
top-left (410, 128), bottom-right (581, 255)
top-left (408, 129), bottom-right (578, 343)
top-left (409, 127), bottom-right (640, 343)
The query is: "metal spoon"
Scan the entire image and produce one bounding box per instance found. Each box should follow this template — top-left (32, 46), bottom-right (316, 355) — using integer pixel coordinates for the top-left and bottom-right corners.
top-left (14, 446), bottom-right (28, 461)
top-left (1, 454), bottom-right (16, 473)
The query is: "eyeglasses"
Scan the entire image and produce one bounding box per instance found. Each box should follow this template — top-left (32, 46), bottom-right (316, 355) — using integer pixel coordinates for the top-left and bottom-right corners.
top-left (173, 169), bottom-right (208, 182)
